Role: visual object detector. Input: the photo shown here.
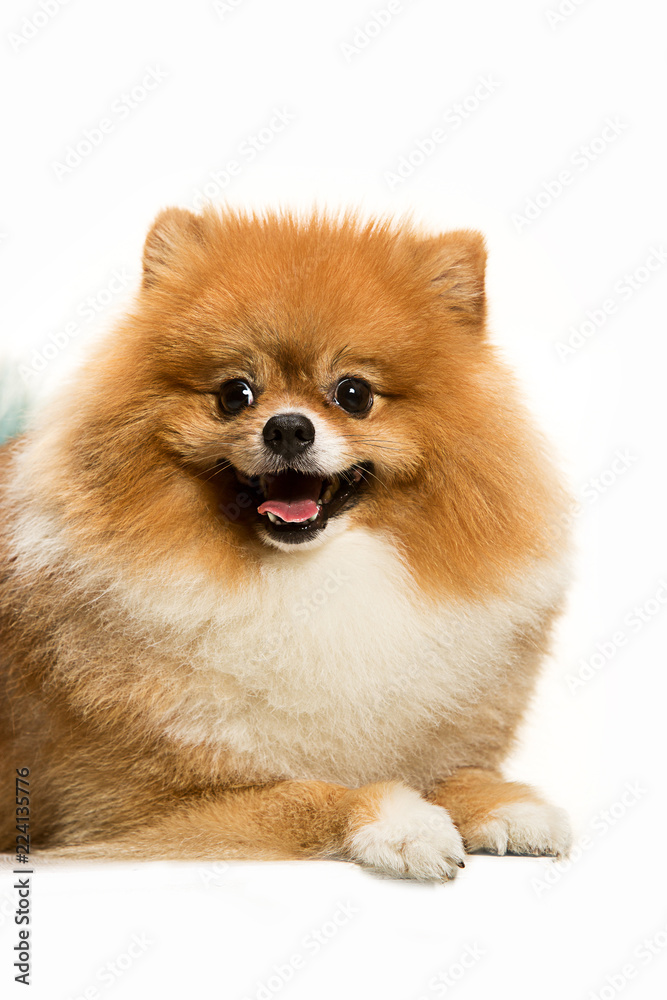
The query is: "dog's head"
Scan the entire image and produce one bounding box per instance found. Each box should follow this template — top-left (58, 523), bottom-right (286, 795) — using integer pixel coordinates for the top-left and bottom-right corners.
top-left (136, 208), bottom-right (489, 552)
top-left (25, 208), bottom-right (559, 594)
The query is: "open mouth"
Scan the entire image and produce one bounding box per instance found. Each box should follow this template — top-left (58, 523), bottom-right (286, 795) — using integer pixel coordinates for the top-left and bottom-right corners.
top-left (233, 463), bottom-right (371, 544)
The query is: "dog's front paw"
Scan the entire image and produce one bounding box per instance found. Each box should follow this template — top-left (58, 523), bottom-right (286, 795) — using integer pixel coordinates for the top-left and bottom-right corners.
top-left (346, 783), bottom-right (466, 881)
top-left (466, 800), bottom-right (571, 858)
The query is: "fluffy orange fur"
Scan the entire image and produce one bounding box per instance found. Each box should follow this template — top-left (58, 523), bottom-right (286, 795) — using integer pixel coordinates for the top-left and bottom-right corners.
top-left (0, 208), bottom-right (571, 878)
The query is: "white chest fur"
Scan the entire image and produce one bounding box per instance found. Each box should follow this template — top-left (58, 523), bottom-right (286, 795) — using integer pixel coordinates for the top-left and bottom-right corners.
top-left (155, 529), bottom-right (566, 786)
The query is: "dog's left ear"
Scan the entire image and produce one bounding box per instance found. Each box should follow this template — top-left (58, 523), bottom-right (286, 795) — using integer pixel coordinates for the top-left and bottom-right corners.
top-left (418, 230), bottom-right (487, 325)
top-left (142, 207), bottom-right (206, 288)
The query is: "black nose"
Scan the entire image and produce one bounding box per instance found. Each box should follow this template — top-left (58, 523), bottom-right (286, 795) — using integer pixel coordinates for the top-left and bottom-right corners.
top-left (262, 412), bottom-right (315, 459)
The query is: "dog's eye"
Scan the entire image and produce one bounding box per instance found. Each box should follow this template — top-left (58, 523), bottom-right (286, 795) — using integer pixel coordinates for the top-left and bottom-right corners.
top-left (333, 378), bottom-right (373, 415)
top-left (218, 379), bottom-right (255, 414)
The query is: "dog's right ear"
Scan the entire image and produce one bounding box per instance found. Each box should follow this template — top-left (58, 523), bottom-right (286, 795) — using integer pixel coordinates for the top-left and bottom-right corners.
top-left (142, 207), bottom-right (206, 289)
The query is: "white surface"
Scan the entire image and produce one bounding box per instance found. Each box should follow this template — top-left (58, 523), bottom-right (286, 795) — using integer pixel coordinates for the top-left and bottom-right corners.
top-left (1, 0), bottom-right (666, 997)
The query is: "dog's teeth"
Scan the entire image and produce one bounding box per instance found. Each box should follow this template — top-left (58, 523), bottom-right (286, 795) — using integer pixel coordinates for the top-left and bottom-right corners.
top-left (321, 478), bottom-right (339, 504)
top-left (306, 508), bottom-right (320, 523)
top-left (267, 512), bottom-right (280, 524)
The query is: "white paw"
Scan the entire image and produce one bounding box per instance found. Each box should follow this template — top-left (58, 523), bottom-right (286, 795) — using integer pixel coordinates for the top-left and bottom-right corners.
top-left (348, 785), bottom-right (466, 881)
top-left (468, 800), bottom-right (572, 857)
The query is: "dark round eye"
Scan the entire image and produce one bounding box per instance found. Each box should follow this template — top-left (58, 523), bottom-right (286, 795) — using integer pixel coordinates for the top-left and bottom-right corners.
top-left (333, 377), bottom-right (373, 415)
top-left (218, 379), bottom-right (255, 414)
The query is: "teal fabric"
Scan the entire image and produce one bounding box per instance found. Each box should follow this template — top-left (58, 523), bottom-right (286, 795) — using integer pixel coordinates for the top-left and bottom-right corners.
top-left (0, 368), bottom-right (29, 445)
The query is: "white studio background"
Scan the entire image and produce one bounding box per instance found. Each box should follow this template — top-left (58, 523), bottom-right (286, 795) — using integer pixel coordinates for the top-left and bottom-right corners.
top-left (1, 1), bottom-right (666, 998)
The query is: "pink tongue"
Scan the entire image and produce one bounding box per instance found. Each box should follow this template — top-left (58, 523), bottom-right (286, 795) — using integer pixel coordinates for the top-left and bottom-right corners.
top-left (257, 498), bottom-right (319, 522)
top-left (257, 471), bottom-right (323, 523)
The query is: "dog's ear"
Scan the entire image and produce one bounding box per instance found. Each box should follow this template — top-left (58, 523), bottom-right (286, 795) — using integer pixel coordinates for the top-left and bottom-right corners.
top-left (418, 230), bottom-right (487, 325)
top-left (142, 208), bottom-right (206, 288)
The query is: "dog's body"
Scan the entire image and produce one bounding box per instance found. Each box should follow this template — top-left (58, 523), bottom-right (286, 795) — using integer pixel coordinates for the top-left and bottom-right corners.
top-left (0, 209), bottom-right (571, 879)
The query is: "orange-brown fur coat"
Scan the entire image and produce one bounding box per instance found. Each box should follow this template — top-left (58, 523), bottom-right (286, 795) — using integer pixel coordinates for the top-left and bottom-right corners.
top-left (0, 209), bottom-right (571, 879)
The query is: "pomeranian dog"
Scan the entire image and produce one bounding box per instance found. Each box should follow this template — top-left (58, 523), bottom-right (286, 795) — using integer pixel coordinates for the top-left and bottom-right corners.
top-left (0, 208), bottom-right (571, 880)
